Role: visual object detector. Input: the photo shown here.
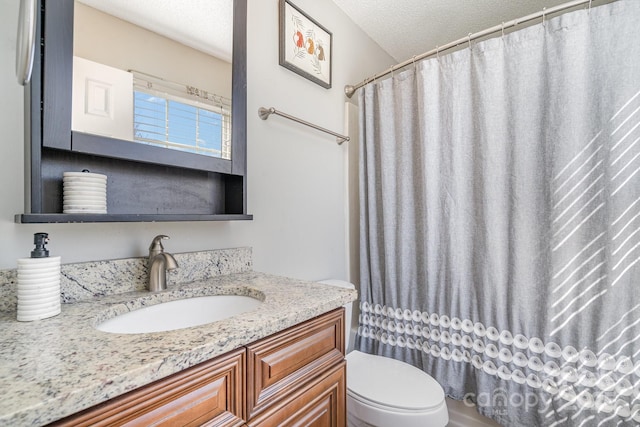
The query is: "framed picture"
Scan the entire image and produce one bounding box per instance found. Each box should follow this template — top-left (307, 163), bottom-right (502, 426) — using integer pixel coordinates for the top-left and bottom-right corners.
top-left (279, 0), bottom-right (332, 89)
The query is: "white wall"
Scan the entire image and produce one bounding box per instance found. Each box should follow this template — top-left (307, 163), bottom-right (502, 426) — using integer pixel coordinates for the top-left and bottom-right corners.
top-left (0, 0), bottom-right (393, 281)
top-left (74, 3), bottom-right (233, 98)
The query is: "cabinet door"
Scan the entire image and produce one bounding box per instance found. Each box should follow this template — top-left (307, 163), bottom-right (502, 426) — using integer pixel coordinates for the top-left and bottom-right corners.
top-left (246, 308), bottom-right (345, 419)
top-left (49, 349), bottom-right (245, 427)
top-left (248, 362), bottom-right (346, 427)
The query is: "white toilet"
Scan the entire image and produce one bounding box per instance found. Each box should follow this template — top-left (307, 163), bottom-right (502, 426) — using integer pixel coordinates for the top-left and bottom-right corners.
top-left (320, 280), bottom-right (449, 427)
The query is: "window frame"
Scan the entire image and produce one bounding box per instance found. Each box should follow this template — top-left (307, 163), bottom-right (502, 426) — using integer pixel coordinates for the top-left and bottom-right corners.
top-left (133, 88), bottom-right (232, 159)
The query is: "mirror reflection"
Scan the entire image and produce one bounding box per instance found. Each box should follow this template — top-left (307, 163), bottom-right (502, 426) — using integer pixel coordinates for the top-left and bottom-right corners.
top-left (72, 0), bottom-right (233, 160)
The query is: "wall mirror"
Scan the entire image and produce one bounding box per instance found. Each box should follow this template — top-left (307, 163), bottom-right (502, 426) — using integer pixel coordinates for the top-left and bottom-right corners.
top-left (19, 0), bottom-right (249, 222)
top-left (73, 0), bottom-right (233, 161)
top-left (36, 0), bottom-right (246, 175)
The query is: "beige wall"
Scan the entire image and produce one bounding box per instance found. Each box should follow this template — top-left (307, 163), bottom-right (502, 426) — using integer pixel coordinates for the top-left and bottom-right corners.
top-left (74, 2), bottom-right (232, 98)
top-left (0, 0), bottom-right (394, 283)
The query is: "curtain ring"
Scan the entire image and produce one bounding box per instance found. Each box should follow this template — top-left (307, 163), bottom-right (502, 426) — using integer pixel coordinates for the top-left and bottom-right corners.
top-left (588, 0), bottom-right (593, 13)
top-left (412, 55), bottom-right (417, 70)
top-left (501, 22), bottom-right (505, 39)
top-left (468, 33), bottom-right (472, 49)
top-left (542, 7), bottom-right (546, 25)
top-left (436, 45), bottom-right (440, 59)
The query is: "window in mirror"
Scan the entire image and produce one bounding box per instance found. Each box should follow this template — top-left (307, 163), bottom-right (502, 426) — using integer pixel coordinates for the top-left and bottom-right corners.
top-left (132, 72), bottom-right (232, 159)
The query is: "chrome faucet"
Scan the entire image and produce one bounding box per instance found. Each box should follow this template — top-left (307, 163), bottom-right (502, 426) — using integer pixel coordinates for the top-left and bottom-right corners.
top-left (148, 235), bottom-right (178, 292)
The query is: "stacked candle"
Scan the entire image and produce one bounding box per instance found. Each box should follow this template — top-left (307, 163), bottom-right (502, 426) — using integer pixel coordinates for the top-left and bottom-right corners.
top-left (63, 171), bottom-right (107, 214)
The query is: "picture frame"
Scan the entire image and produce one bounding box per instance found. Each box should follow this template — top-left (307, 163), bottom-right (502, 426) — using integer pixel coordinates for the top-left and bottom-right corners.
top-left (279, 0), bottom-right (332, 89)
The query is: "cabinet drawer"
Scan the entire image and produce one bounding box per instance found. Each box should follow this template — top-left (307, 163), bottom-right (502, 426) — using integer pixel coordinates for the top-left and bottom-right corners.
top-left (246, 308), bottom-right (345, 419)
top-left (248, 361), bottom-right (346, 427)
top-left (49, 349), bottom-right (245, 427)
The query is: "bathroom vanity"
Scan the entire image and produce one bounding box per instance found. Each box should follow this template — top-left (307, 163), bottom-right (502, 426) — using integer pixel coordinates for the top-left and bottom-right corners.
top-left (50, 309), bottom-right (346, 426)
top-left (0, 249), bottom-right (356, 426)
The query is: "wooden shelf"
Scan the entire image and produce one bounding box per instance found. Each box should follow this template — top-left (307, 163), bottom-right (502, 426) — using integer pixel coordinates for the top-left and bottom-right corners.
top-left (16, 213), bottom-right (253, 224)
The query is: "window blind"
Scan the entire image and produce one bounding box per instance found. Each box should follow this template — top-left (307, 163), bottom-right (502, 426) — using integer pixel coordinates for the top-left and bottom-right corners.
top-left (131, 70), bottom-right (232, 160)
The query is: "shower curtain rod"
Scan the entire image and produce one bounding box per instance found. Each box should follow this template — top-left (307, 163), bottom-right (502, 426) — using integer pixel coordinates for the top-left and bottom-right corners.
top-left (344, 0), bottom-right (597, 98)
top-left (258, 107), bottom-right (350, 145)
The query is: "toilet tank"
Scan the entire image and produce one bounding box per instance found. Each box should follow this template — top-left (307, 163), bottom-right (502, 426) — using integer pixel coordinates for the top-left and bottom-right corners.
top-left (318, 279), bottom-right (355, 350)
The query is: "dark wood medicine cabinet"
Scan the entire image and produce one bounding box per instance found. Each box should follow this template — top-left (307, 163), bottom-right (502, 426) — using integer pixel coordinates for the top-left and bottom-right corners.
top-left (17, 0), bottom-right (252, 223)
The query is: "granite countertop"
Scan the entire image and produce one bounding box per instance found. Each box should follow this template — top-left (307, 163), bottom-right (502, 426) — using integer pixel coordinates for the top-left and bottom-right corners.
top-left (0, 271), bottom-right (357, 427)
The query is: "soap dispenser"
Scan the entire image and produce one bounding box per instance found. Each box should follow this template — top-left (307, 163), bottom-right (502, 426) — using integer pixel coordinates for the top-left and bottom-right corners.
top-left (16, 233), bottom-right (61, 321)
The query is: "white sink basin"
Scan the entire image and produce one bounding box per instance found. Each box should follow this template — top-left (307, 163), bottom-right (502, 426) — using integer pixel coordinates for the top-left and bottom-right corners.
top-left (96, 295), bottom-right (262, 334)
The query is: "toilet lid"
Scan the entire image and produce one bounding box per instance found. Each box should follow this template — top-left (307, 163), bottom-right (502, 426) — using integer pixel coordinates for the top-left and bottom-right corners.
top-left (346, 351), bottom-right (445, 411)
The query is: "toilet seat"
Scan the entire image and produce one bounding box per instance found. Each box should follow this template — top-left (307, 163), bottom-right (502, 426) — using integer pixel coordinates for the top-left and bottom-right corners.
top-left (346, 350), bottom-right (445, 412)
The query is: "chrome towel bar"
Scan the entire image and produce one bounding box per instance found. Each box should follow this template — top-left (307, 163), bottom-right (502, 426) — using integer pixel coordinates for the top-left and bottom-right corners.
top-left (258, 107), bottom-right (350, 145)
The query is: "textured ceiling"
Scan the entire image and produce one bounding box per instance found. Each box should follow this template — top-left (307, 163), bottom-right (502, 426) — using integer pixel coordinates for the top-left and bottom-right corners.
top-left (330, 0), bottom-right (585, 62)
top-left (77, 1), bottom-right (601, 66)
top-left (76, 0), bottom-right (233, 62)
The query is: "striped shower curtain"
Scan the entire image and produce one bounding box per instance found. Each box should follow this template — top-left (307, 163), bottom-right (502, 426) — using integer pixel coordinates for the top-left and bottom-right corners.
top-left (356, 1), bottom-right (640, 425)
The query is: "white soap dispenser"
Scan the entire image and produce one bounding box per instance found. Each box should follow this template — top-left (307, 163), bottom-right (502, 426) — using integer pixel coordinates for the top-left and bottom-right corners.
top-left (16, 233), bottom-right (61, 321)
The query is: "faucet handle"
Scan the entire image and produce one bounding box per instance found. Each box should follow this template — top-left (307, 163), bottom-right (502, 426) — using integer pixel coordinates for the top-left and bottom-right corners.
top-left (149, 235), bottom-right (169, 254)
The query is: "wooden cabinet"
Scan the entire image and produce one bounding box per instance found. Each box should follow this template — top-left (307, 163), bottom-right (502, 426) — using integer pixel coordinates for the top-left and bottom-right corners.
top-left (246, 308), bottom-right (345, 420)
top-left (48, 309), bottom-right (346, 427)
top-left (247, 363), bottom-right (346, 427)
top-left (50, 348), bottom-right (245, 427)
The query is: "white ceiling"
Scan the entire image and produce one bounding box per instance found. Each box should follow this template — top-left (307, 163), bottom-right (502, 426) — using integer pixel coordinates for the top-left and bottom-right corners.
top-left (330, 0), bottom-right (583, 62)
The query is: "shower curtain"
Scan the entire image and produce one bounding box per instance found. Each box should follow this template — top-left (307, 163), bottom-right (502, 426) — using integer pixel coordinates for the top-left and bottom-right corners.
top-left (356, 1), bottom-right (640, 426)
